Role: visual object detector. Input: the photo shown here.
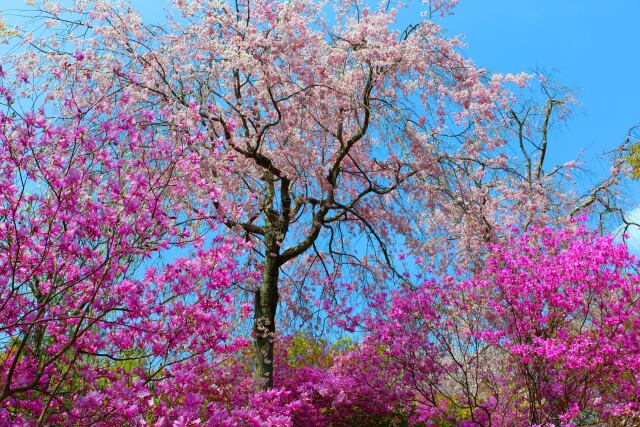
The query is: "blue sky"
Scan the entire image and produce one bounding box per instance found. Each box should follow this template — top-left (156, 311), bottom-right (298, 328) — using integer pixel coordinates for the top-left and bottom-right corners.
top-left (444, 1), bottom-right (640, 169)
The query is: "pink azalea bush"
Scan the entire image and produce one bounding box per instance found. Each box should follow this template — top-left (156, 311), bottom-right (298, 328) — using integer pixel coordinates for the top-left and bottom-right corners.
top-left (359, 226), bottom-right (640, 426)
top-left (0, 95), bottom-right (255, 425)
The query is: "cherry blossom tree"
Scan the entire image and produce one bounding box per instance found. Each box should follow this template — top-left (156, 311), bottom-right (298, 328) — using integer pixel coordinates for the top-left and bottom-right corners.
top-left (4, 0), bottom-right (533, 390)
top-left (4, 0), bottom-right (630, 394)
top-left (359, 225), bottom-right (640, 425)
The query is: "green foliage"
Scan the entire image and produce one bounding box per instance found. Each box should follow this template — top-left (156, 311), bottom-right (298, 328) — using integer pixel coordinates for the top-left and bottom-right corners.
top-left (286, 333), bottom-right (333, 369)
top-left (627, 141), bottom-right (640, 179)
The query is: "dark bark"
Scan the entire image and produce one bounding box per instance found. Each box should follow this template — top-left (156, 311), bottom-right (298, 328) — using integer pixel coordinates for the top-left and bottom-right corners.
top-left (253, 251), bottom-right (280, 389)
top-left (252, 171), bottom-right (284, 390)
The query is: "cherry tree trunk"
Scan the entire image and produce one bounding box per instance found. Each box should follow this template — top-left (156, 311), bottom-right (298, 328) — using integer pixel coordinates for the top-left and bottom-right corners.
top-left (253, 251), bottom-right (280, 389)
